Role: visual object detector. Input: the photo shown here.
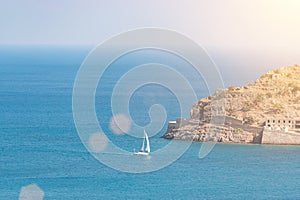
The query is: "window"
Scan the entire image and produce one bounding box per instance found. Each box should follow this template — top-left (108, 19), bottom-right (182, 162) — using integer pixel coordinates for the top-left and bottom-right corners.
top-left (283, 120), bottom-right (285, 123)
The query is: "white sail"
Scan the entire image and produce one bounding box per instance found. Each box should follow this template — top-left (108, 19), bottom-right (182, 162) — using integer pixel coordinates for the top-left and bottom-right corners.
top-left (140, 135), bottom-right (145, 152)
top-left (145, 130), bottom-right (150, 153)
top-left (134, 130), bottom-right (150, 155)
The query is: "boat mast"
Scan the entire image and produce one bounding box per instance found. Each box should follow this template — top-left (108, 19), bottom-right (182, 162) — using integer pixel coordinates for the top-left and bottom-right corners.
top-left (140, 133), bottom-right (145, 152)
top-left (145, 130), bottom-right (150, 153)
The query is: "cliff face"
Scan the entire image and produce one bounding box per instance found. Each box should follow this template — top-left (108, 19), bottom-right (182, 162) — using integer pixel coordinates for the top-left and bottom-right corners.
top-left (191, 65), bottom-right (300, 126)
top-left (164, 65), bottom-right (300, 144)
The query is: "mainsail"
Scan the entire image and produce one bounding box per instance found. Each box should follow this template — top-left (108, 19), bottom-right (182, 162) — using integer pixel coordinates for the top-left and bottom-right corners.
top-left (140, 134), bottom-right (145, 152)
top-left (145, 130), bottom-right (150, 153)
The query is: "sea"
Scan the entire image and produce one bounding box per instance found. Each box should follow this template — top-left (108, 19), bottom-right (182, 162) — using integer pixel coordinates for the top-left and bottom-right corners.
top-left (0, 45), bottom-right (299, 199)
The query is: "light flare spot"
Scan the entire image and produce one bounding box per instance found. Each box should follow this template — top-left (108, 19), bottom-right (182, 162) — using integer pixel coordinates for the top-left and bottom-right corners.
top-left (89, 133), bottom-right (108, 153)
top-left (19, 184), bottom-right (44, 200)
top-left (109, 114), bottom-right (131, 135)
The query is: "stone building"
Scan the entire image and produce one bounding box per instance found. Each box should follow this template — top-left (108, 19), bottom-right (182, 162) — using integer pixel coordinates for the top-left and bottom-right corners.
top-left (167, 121), bottom-right (178, 132)
top-left (167, 118), bottom-right (189, 132)
top-left (265, 118), bottom-right (300, 130)
top-left (297, 120), bottom-right (300, 129)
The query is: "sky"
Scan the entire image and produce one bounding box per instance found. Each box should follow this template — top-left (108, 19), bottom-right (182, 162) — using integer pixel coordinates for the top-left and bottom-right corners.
top-left (1, 0), bottom-right (300, 84)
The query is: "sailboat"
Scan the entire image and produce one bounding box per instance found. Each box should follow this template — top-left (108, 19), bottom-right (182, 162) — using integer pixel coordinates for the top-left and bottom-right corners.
top-left (134, 130), bottom-right (150, 155)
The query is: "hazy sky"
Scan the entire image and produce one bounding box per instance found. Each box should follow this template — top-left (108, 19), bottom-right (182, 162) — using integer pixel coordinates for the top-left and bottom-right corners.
top-left (1, 0), bottom-right (300, 84)
top-left (1, 0), bottom-right (300, 47)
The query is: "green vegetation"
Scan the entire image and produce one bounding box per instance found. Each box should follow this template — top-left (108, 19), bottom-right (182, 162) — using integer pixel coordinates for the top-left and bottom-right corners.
top-left (236, 128), bottom-right (243, 134)
top-left (279, 87), bottom-right (290, 96)
top-left (266, 93), bottom-right (272, 98)
top-left (244, 101), bottom-right (253, 111)
top-left (287, 82), bottom-right (300, 93)
top-left (254, 94), bottom-right (263, 104)
top-left (260, 74), bottom-right (270, 79)
top-left (228, 86), bottom-right (236, 91)
top-left (286, 73), bottom-right (293, 78)
top-left (292, 85), bottom-right (300, 93)
top-left (268, 103), bottom-right (284, 114)
top-left (243, 116), bottom-right (255, 125)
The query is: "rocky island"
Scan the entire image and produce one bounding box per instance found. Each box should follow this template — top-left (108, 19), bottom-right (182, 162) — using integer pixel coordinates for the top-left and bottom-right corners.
top-left (163, 65), bottom-right (300, 145)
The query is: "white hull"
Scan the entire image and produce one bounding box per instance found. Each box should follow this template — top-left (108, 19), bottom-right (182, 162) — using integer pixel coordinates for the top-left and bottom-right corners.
top-left (134, 151), bottom-right (149, 156)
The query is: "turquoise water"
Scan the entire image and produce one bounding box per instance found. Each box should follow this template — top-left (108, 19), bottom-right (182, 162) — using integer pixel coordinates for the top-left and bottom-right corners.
top-left (0, 46), bottom-right (299, 199)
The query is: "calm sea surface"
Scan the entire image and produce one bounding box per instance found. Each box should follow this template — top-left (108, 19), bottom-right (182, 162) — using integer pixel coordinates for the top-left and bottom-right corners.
top-left (0, 46), bottom-right (299, 199)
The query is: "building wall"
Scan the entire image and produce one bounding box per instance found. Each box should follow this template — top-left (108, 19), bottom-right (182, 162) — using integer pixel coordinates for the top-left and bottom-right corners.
top-left (176, 118), bottom-right (189, 127)
top-left (167, 121), bottom-right (178, 132)
top-left (209, 116), bottom-right (243, 127)
top-left (225, 116), bottom-right (243, 126)
top-left (262, 129), bottom-right (300, 145)
top-left (265, 118), bottom-right (295, 129)
top-left (296, 120), bottom-right (300, 129)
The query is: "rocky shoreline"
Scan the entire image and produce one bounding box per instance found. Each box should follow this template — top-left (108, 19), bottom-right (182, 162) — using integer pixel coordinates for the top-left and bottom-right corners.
top-left (163, 120), bottom-right (262, 144)
top-left (163, 65), bottom-right (300, 145)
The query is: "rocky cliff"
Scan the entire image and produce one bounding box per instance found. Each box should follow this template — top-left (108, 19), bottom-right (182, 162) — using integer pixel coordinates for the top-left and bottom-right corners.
top-left (163, 64), bottom-right (300, 144)
top-left (191, 64), bottom-right (300, 126)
